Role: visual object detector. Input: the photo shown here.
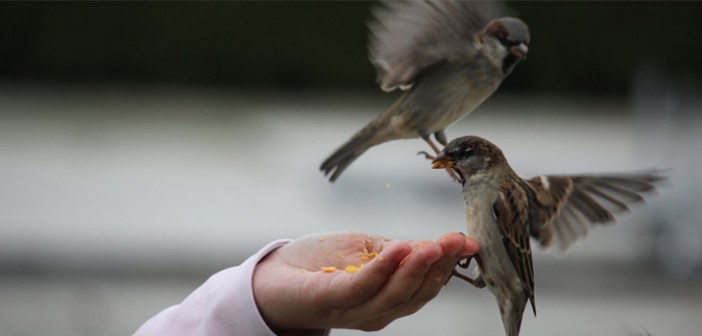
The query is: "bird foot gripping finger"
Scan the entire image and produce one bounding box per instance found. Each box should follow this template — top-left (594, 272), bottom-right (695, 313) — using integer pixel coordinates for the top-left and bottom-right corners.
top-left (458, 256), bottom-right (472, 269)
top-left (446, 256), bottom-right (486, 288)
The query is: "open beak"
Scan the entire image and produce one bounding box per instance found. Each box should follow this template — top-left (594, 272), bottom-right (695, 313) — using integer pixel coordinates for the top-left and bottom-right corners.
top-left (510, 43), bottom-right (528, 59)
top-left (431, 153), bottom-right (456, 169)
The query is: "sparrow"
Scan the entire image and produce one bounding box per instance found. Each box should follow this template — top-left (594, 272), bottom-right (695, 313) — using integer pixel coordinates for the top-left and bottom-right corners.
top-left (431, 135), bottom-right (664, 336)
top-left (320, 0), bottom-right (530, 182)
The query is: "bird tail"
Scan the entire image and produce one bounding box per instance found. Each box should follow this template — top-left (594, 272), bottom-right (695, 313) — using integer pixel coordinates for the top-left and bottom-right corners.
top-left (503, 312), bottom-right (523, 336)
top-left (320, 125), bottom-right (380, 183)
top-left (499, 296), bottom-right (529, 336)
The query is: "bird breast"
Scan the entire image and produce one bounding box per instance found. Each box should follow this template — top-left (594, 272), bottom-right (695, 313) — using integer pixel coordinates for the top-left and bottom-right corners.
top-left (408, 58), bottom-right (503, 133)
top-left (463, 181), bottom-right (523, 292)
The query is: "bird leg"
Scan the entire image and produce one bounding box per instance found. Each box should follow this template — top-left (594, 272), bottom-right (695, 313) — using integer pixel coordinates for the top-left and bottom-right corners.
top-left (422, 135), bottom-right (443, 155)
top-left (434, 130), bottom-right (448, 147)
top-left (418, 133), bottom-right (461, 183)
top-left (450, 270), bottom-right (486, 288)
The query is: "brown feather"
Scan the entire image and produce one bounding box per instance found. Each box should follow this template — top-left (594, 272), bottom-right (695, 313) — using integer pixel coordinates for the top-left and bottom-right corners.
top-left (523, 175), bottom-right (573, 249)
top-left (569, 189), bottom-right (616, 223)
top-left (527, 172), bottom-right (664, 251)
top-left (582, 184), bottom-right (631, 213)
top-left (494, 180), bottom-right (536, 315)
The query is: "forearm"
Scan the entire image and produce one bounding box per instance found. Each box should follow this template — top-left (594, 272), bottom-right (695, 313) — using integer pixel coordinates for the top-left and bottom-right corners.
top-left (135, 240), bottom-right (329, 336)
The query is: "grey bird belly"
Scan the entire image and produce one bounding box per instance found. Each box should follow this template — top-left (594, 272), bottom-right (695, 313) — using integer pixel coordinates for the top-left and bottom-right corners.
top-left (397, 59), bottom-right (502, 136)
top-left (463, 184), bottom-right (524, 302)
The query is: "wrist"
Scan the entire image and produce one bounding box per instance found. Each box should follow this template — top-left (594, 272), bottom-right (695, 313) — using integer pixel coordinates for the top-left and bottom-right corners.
top-left (253, 252), bottom-right (316, 333)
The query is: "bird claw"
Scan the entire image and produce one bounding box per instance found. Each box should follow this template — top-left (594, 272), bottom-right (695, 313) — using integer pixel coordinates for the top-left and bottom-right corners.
top-left (417, 150), bottom-right (435, 160)
top-left (458, 256), bottom-right (471, 269)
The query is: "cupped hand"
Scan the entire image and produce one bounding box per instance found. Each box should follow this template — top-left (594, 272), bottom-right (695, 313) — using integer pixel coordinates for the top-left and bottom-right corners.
top-left (252, 231), bottom-right (479, 334)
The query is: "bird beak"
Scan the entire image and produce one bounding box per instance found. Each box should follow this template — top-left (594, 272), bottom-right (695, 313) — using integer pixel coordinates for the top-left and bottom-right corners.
top-left (431, 153), bottom-right (456, 169)
top-left (510, 43), bottom-right (528, 59)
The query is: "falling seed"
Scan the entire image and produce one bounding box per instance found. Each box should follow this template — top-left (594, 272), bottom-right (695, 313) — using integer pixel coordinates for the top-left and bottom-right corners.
top-left (385, 182), bottom-right (391, 189)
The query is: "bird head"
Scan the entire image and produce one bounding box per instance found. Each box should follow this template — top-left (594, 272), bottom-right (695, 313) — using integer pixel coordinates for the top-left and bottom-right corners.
top-left (431, 136), bottom-right (507, 183)
top-left (478, 17), bottom-right (530, 76)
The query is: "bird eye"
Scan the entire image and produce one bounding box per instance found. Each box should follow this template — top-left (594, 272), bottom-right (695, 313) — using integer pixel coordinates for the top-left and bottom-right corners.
top-left (455, 147), bottom-right (472, 159)
top-left (497, 36), bottom-right (514, 47)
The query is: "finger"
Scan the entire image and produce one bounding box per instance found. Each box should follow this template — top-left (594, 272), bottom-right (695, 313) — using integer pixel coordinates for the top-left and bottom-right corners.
top-left (421, 233), bottom-right (481, 291)
top-left (383, 233), bottom-right (481, 318)
top-left (392, 233), bottom-right (474, 317)
top-left (427, 232), bottom-right (470, 284)
top-left (460, 234), bottom-right (480, 257)
top-left (345, 240), bottom-right (443, 328)
top-left (363, 240), bottom-right (443, 315)
top-left (329, 240), bottom-right (413, 306)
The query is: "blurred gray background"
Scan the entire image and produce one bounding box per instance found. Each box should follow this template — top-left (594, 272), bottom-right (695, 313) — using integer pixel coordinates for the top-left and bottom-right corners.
top-left (1, 2), bottom-right (701, 336)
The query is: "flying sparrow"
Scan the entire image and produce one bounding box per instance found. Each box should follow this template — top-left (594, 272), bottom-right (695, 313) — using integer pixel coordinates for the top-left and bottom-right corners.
top-left (320, 0), bottom-right (530, 182)
top-left (431, 135), bottom-right (664, 336)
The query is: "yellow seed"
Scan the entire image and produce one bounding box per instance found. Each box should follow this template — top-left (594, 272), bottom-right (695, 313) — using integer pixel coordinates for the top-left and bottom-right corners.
top-left (360, 251), bottom-right (378, 261)
top-left (320, 266), bottom-right (337, 273)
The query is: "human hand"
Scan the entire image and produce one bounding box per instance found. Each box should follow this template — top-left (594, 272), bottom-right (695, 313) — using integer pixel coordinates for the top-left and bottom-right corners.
top-left (252, 231), bottom-right (479, 334)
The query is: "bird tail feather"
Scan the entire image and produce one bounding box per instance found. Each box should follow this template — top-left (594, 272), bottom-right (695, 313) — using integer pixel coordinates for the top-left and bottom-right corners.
top-left (320, 126), bottom-right (378, 183)
top-left (499, 296), bottom-right (528, 336)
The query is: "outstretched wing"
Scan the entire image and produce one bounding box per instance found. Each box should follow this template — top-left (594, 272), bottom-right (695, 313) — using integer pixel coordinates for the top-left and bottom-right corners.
top-left (368, 0), bottom-right (499, 91)
top-left (525, 171), bottom-right (665, 251)
top-left (493, 177), bottom-right (536, 315)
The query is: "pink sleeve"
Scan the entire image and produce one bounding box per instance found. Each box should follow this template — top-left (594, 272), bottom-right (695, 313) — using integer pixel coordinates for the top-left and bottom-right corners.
top-left (134, 239), bottom-right (330, 336)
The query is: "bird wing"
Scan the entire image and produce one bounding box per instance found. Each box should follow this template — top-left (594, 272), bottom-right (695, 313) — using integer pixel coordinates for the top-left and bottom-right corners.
top-left (524, 171), bottom-right (664, 251)
top-left (493, 178), bottom-right (536, 315)
top-left (368, 0), bottom-right (498, 92)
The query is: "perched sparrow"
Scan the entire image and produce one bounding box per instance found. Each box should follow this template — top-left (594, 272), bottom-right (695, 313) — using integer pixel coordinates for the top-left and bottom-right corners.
top-left (321, 0), bottom-right (530, 182)
top-left (431, 135), bottom-right (664, 336)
